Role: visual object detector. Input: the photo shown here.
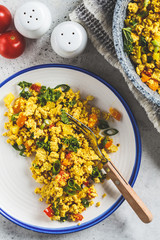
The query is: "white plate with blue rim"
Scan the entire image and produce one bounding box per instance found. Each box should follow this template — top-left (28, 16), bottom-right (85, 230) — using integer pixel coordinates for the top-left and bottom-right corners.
top-left (0, 64), bottom-right (141, 234)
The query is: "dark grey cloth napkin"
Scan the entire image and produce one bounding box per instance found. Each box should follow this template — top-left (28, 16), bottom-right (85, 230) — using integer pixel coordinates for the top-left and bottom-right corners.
top-left (70, 0), bottom-right (160, 133)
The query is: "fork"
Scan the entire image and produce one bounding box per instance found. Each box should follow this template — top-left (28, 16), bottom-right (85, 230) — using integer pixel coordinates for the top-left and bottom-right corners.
top-left (66, 112), bottom-right (153, 223)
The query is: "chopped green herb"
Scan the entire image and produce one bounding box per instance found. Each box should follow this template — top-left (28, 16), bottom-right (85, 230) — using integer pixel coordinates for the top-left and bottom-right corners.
top-left (91, 167), bottom-right (106, 182)
top-left (151, 40), bottom-right (160, 53)
top-left (62, 136), bottom-right (80, 152)
top-left (32, 164), bottom-right (39, 169)
top-left (144, 0), bottom-right (149, 7)
top-left (91, 167), bottom-right (102, 178)
top-left (138, 11), bottom-right (147, 18)
top-left (38, 87), bottom-right (61, 106)
top-left (101, 138), bottom-right (108, 148)
top-left (81, 198), bottom-right (89, 208)
top-left (18, 81), bottom-right (32, 89)
top-left (52, 203), bottom-right (59, 216)
top-left (12, 143), bottom-right (26, 157)
top-left (60, 216), bottom-right (68, 222)
top-left (69, 99), bottom-right (77, 107)
top-left (60, 110), bottom-right (70, 124)
top-left (140, 36), bottom-right (147, 47)
top-left (63, 186), bottom-right (77, 195)
top-left (36, 138), bottom-right (50, 152)
top-left (40, 123), bottom-right (46, 130)
top-left (64, 180), bottom-right (81, 195)
top-left (147, 56), bottom-right (152, 63)
top-left (44, 119), bottom-right (50, 125)
top-left (18, 81), bottom-right (32, 100)
top-left (54, 84), bottom-right (70, 92)
top-left (129, 18), bottom-right (137, 28)
top-left (52, 160), bottom-right (61, 175)
top-left (11, 113), bottom-right (19, 123)
top-left (68, 179), bottom-right (75, 188)
top-left (122, 27), bottom-right (133, 55)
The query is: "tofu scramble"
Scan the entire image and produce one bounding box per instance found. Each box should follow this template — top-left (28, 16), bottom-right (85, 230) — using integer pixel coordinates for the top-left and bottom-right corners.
top-left (123, 0), bottom-right (160, 93)
top-left (3, 82), bottom-right (121, 222)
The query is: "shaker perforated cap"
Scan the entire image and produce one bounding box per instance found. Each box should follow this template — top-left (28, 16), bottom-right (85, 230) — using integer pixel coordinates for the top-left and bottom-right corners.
top-left (51, 21), bottom-right (88, 58)
top-left (14, 1), bottom-right (52, 39)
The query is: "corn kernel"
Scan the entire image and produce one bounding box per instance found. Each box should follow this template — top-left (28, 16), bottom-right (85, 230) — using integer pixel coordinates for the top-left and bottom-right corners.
top-left (4, 93), bottom-right (15, 106)
top-left (11, 125), bottom-right (20, 135)
top-left (16, 136), bottom-right (23, 145)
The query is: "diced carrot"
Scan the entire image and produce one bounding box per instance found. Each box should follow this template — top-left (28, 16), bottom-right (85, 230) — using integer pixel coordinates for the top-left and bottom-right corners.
top-left (109, 108), bottom-right (122, 121)
top-left (61, 159), bottom-right (70, 167)
top-left (141, 72), bottom-right (151, 82)
top-left (88, 113), bottom-right (98, 128)
top-left (24, 142), bottom-right (31, 151)
top-left (147, 79), bottom-right (159, 91)
top-left (143, 70), bottom-right (152, 77)
top-left (105, 139), bottom-right (113, 149)
top-left (13, 100), bottom-right (21, 114)
top-left (16, 113), bottom-right (27, 128)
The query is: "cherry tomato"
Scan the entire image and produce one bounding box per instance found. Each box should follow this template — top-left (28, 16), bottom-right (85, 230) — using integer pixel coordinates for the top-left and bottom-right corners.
top-left (109, 108), bottom-right (122, 121)
top-left (0, 5), bottom-right (12, 33)
top-left (74, 213), bottom-right (83, 221)
top-left (31, 84), bottom-right (41, 92)
top-left (0, 30), bottom-right (26, 59)
top-left (84, 181), bottom-right (89, 186)
top-left (44, 205), bottom-right (54, 218)
top-left (49, 123), bottom-right (55, 128)
top-left (65, 152), bottom-right (72, 159)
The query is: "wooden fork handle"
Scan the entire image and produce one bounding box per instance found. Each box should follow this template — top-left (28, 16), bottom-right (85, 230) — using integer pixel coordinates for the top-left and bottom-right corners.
top-left (103, 161), bottom-right (153, 223)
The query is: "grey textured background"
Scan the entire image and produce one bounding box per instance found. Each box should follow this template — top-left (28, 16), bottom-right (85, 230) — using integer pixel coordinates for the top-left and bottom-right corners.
top-left (0, 0), bottom-right (160, 239)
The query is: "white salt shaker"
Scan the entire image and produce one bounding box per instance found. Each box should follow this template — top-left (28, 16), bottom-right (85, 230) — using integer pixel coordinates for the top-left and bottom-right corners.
top-left (51, 21), bottom-right (88, 58)
top-left (14, 1), bottom-right (52, 39)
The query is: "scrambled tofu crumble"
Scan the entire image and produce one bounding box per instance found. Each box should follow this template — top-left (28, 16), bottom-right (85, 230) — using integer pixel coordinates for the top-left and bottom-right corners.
top-left (3, 81), bottom-right (120, 222)
top-left (123, 0), bottom-right (160, 93)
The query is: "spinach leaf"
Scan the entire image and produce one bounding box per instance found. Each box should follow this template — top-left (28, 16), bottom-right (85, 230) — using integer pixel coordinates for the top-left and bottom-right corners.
top-left (60, 110), bottom-right (70, 124)
top-left (11, 113), bottom-right (19, 123)
top-left (69, 99), bottom-right (77, 107)
top-left (38, 87), bottom-right (61, 106)
top-left (36, 138), bottom-right (50, 152)
top-left (62, 136), bottom-right (80, 152)
top-left (18, 81), bottom-right (32, 100)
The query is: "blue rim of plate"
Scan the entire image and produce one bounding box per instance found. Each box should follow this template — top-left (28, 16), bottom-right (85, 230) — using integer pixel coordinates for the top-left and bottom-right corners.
top-left (0, 64), bottom-right (141, 234)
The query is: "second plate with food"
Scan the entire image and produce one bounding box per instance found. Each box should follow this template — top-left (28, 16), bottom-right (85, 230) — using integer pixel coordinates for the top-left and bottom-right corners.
top-left (0, 64), bottom-right (141, 234)
top-left (113, 0), bottom-right (160, 106)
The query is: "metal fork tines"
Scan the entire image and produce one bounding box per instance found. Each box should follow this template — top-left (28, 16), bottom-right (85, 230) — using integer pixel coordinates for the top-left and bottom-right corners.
top-left (66, 112), bottom-right (106, 161)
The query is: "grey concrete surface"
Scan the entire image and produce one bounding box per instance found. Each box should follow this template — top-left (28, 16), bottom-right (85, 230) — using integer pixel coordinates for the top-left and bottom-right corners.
top-left (0, 1), bottom-right (160, 239)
